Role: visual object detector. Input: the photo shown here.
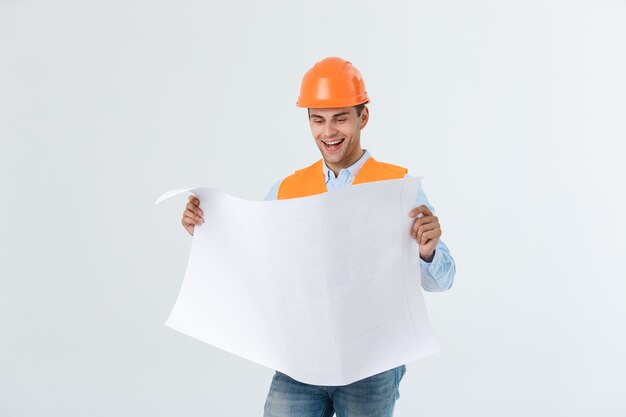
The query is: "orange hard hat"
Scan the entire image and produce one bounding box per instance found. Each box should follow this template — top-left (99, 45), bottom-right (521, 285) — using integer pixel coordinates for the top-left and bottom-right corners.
top-left (296, 57), bottom-right (369, 108)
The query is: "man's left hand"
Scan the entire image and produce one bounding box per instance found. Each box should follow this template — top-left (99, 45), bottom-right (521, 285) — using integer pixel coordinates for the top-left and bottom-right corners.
top-left (409, 205), bottom-right (442, 262)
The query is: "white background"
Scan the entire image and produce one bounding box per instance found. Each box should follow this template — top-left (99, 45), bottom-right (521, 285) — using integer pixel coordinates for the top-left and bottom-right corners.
top-left (1, 1), bottom-right (625, 416)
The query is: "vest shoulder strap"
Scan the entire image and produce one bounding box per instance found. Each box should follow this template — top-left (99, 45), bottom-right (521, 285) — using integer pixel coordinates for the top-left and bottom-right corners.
top-left (352, 157), bottom-right (407, 184)
top-left (277, 159), bottom-right (326, 200)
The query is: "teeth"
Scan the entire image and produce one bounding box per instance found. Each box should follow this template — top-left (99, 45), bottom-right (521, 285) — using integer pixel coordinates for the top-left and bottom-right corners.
top-left (324, 139), bottom-right (343, 145)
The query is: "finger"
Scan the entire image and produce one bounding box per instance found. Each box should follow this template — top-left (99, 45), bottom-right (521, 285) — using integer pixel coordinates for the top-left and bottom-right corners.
top-left (411, 215), bottom-right (438, 239)
top-left (411, 219), bottom-right (420, 239)
top-left (411, 217), bottom-right (428, 239)
top-left (421, 229), bottom-right (441, 245)
top-left (186, 201), bottom-right (204, 216)
top-left (182, 215), bottom-right (196, 227)
top-left (417, 222), bottom-right (439, 241)
top-left (409, 205), bottom-right (432, 218)
top-left (188, 195), bottom-right (200, 207)
top-left (418, 227), bottom-right (439, 244)
top-left (183, 210), bottom-right (204, 224)
top-left (187, 211), bottom-right (204, 224)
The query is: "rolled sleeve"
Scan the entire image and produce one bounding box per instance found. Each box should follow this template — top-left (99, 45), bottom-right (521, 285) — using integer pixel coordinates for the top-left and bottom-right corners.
top-left (419, 240), bottom-right (456, 292)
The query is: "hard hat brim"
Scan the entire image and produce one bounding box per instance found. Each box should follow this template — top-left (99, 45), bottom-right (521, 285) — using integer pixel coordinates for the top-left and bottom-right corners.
top-left (296, 96), bottom-right (369, 108)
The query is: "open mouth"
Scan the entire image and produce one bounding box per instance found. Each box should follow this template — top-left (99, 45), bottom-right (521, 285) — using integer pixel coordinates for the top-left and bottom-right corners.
top-left (322, 138), bottom-right (345, 152)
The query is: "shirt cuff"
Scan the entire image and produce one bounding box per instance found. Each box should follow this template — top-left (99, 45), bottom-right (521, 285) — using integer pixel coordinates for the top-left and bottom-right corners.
top-left (419, 247), bottom-right (444, 278)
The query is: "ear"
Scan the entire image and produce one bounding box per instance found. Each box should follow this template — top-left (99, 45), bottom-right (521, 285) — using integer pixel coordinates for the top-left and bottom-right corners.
top-left (359, 106), bottom-right (370, 130)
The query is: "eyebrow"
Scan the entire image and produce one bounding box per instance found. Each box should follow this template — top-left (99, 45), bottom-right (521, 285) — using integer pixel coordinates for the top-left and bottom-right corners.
top-left (309, 111), bottom-right (351, 119)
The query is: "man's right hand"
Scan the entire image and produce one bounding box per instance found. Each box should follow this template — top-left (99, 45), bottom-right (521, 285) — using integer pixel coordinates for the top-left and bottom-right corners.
top-left (181, 195), bottom-right (204, 236)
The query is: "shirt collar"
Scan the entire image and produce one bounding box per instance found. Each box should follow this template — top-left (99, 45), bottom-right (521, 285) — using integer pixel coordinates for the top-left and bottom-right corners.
top-left (322, 149), bottom-right (371, 183)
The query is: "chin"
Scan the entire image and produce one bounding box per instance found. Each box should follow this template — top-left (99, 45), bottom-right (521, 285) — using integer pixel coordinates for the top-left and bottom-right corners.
top-left (324, 153), bottom-right (343, 163)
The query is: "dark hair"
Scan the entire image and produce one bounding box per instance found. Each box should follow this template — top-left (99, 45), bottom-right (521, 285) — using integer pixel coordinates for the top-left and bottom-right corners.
top-left (307, 103), bottom-right (367, 118)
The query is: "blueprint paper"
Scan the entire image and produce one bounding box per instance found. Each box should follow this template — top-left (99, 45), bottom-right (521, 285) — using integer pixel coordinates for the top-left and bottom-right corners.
top-left (156, 177), bottom-right (439, 386)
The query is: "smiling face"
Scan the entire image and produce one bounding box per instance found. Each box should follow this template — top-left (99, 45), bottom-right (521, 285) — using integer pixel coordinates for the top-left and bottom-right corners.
top-left (308, 106), bottom-right (369, 175)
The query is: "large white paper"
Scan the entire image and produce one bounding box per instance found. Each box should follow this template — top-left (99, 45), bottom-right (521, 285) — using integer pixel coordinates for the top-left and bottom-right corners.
top-left (156, 177), bottom-right (439, 386)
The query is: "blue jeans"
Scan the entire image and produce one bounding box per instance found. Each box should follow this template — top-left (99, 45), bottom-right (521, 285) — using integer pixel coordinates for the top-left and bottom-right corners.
top-left (263, 365), bottom-right (407, 417)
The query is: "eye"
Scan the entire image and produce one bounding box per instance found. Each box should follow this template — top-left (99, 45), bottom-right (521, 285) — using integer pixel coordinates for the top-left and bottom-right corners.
top-left (336, 118), bottom-right (347, 122)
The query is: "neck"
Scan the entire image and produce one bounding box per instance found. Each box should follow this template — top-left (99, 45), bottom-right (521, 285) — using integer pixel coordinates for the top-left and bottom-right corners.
top-left (325, 149), bottom-right (365, 177)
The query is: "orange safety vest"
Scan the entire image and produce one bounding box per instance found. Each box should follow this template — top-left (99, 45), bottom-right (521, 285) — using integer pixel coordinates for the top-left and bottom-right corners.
top-left (277, 157), bottom-right (407, 200)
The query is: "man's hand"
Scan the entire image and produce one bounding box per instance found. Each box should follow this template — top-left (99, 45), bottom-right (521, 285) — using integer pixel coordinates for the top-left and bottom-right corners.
top-left (409, 205), bottom-right (442, 262)
top-left (181, 195), bottom-right (204, 236)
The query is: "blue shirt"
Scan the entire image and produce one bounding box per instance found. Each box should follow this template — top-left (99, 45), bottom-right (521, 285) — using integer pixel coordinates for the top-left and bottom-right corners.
top-left (265, 150), bottom-right (456, 292)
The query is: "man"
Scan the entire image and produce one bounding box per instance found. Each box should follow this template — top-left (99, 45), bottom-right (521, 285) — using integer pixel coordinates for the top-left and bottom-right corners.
top-left (181, 57), bottom-right (456, 417)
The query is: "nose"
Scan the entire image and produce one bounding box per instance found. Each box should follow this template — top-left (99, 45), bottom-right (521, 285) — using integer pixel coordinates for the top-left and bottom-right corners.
top-left (322, 121), bottom-right (338, 138)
